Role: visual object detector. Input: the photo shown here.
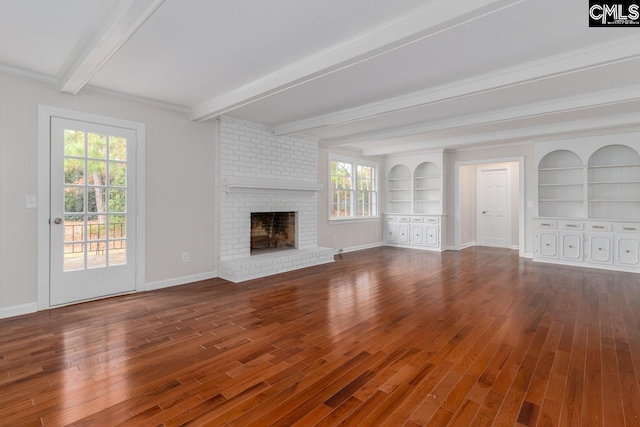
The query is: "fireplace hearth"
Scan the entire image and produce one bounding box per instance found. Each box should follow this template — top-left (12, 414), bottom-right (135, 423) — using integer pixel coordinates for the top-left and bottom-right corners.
top-left (251, 212), bottom-right (296, 255)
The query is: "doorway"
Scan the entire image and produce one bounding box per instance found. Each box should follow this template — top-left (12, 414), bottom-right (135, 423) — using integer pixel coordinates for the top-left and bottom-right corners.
top-left (455, 158), bottom-right (524, 256)
top-left (477, 165), bottom-right (511, 248)
top-left (38, 106), bottom-right (146, 309)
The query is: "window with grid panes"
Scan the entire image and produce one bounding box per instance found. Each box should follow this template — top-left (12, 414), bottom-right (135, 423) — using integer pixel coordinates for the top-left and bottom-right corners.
top-left (329, 155), bottom-right (378, 220)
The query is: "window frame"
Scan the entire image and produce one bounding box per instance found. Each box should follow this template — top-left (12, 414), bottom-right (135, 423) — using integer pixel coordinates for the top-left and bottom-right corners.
top-left (328, 154), bottom-right (379, 222)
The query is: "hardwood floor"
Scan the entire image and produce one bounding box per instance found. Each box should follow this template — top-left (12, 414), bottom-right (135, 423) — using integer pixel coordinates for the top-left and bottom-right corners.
top-left (1, 247), bottom-right (640, 426)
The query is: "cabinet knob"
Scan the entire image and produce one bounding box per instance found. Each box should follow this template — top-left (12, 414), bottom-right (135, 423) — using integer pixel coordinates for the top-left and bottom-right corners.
top-left (627, 250), bottom-right (631, 253)
top-left (546, 243), bottom-right (550, 246)
top-left (598, 248), bottom-right (602, 251)
top-left (569, 245), bottom-right (573, 248)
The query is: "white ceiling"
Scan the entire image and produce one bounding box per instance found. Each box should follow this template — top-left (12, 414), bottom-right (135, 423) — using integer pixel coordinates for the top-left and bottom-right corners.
top-left (1, 0), bottom-right (639, 155)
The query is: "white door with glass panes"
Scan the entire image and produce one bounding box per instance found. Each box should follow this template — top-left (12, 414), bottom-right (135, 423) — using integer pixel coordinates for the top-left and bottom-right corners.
top-left (50, 117), bottom-right (137, 306)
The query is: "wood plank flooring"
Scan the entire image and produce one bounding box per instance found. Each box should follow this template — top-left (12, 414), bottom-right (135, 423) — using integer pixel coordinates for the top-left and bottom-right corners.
top-left (1, 246), bottom-right (640, 426)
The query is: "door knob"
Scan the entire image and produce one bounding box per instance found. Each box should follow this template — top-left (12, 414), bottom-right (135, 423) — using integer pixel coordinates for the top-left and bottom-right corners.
top-left (53, 218), bottom-right (62, 224)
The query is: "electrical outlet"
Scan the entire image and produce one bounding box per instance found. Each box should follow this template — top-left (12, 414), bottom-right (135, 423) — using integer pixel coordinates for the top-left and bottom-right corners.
top-left (375, 229), bottom-right (379, 236)
top-left (182, 252), bottom-right (189, 262)
top-left (333, 234), bottom-right (337, 242)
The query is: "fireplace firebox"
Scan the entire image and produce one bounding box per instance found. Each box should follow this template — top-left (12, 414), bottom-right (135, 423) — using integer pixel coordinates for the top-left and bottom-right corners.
top-left (250, 212), bottom-right (296, 254)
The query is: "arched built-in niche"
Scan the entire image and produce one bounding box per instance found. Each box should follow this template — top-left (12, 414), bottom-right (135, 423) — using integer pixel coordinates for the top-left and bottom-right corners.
top-left (413, 162), bottom-right (441, 214)
top-left (588, 144), bottom-right (640, 220)
top-left (387, 164), bottom-right (412, 214)
top-left (538, 149), bottom-right (583, 218)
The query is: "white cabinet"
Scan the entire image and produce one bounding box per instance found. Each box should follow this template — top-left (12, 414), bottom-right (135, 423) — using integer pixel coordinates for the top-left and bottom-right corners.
top-left (586, 233), bottom-right (613, 264)
top-left (560, 232), bottom-right (582, 261)
top-left (615, 235), bottom-right (640, 267)
top-left (384, 152), bottom-right (445, 252)
top-left (537, 231), bottom-right (558, 258)
top-left (425, 225), bottom-right (439, 247)
top-left (534, 132), bottom-right (640, 273)
top-left (384, 214), bottom-right (443, 251)
top-left (397, 222), bottom-right (410, 244)
top-left (384, 220), bottom-right (396, 244)
top-left (411, 224), bottom-right (424, 245)
top-left (559, 221), bottom-right (583, 262)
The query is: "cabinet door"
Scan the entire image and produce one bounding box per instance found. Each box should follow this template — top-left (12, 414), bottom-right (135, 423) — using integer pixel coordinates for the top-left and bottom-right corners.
top-left (587, 234), bottom-right (612, 264)
top-left (537, 232), bottom-right (557, 258)
top-left (411, 225), bottom-right (424, 245)
top-left (560, 232), bottom-right (582, 261)
top-left (397, 224), bottom-right (410, 244)
top-left (615, 235), bottom-right (640, 267)
top-left (384, 223), bottom-right (396, 243)
top-left (425, 225), bottom-right (439, 246)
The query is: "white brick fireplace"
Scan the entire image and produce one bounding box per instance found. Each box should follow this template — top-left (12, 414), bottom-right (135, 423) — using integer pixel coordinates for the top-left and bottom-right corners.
top-left (217, 117), bottom-right (334, 282)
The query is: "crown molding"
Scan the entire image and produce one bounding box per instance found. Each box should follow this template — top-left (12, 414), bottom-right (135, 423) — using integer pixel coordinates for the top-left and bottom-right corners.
top-left (189, 0), bottom-right (525, 121)
top-left (360, 112), bottom-right (640, 156)
top-left (58, 0), bottom-right (165, 95)
top-left (320, 83), bottom-right (640, 147)
top-left (278, 33), bottom-right (640, 137)
top-left (82, 85), bottom-right (190, 114)
top-left (0, 63), bottom-right (58, 84)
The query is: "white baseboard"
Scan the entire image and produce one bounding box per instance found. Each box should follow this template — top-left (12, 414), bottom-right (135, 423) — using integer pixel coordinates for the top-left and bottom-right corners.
top-left (524, 253), bottom-right (534, 259)
top-left (0, 303), bottom-right (38, 320)
top-left (146, 271), bottom-right (218, 291)
top-left (511, 245), bottom-right (519, 250)
top-left (335, 242), bottom-right (384, 254)
top-left (460, 241), bottom-right (477, 250)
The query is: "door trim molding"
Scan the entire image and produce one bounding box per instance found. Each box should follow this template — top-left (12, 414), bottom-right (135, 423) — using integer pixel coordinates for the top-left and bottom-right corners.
top-left (37, 105), bottom-right (146, 310)
top-left (454, 156), bottom-right (525, 258)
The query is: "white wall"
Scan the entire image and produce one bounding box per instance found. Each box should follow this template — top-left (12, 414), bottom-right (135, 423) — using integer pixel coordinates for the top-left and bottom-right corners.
top-left (317, 146), bottom-right (385, 252)
top-left (459, 165), bottom-right (476, 247)
top-left (446, 143), bottom-right (535, 256)
top-left (0, 71), bottom-right (215, 313)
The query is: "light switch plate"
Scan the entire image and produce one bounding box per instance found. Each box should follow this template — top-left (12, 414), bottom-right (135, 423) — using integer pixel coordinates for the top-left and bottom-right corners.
top-left (25, 195), bottom-right (38, 208)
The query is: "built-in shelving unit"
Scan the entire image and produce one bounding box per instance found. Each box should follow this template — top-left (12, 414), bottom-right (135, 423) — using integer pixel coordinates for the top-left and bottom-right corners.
top-left (384, 152), bottom-right (445, 252)
top-left (413, 162), bottom-right (441, 214)
top-left (537, 150), bottom-right (583, 218)
top-left (588, 145), bottom-right (640, 220)
top-left (534, 132), bottom-right (640, 273)
top-left (387, 164), bottom-right (412, 214)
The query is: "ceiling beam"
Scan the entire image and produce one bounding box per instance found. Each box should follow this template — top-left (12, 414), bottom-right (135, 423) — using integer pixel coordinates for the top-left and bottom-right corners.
top-left (58, 0), bottom-right (165, 95)
top-left (276, 33), bottom-right (640, 138)
top-left (189, 0), bottom-right (526, 121)
top-left (360, 112), bottom-right (640, 156)
top-left (320, 83), bottom-right (640, 147)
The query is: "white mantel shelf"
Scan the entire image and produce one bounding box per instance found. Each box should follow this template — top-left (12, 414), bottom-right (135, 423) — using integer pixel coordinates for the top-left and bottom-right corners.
top-left (223, 178), bottom-right (324, 194)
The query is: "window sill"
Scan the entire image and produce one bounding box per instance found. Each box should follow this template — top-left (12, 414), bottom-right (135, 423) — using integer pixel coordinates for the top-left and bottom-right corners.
top-left (328, 217), bottom-right (381, 224)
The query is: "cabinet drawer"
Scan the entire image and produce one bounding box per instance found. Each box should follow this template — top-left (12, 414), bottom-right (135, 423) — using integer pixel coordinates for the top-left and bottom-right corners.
top-left (397, 216), bottom-right (411, 223)
top-left (425, 217), bottom-right (439, 224)
top-left (536, 220), bottom-right (557, 229)
top-left (386, 216), bottom-right (396, 222)
top-left (410, 217), bottom-right (424, 223)
top-left (588, 223), bottom-right (612, 232)
top-left (616, 223), bottom-right (640, 233)
top-left (561, 222), bottom-right (583, 230)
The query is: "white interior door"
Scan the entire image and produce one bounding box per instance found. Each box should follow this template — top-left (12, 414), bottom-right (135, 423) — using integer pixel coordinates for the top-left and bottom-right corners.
top-left (50, 117), bottom-right (137, 306)
top-left (477, 166), bottom-right (511, 248)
